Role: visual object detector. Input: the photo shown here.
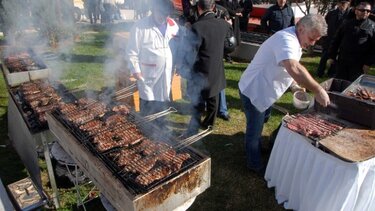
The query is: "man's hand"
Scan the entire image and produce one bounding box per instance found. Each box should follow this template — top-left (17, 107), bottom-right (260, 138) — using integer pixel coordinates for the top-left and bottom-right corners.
top-left (315, 87), bottom-right (330, 107)
top-left (363, 65), bottom-right (370, 74)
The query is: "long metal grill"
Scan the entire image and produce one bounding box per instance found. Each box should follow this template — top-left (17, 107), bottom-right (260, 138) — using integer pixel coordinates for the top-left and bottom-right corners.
top-left (3, 49), bottom-right (47, 73)
top-left (283, 113), bottom-right (346, 142)
top-left (240, 31), bottom-right (270, 44)
top-left (51, 98), bottom-right (204, 194)
top-left (9, 80), bottom-right (77, 133)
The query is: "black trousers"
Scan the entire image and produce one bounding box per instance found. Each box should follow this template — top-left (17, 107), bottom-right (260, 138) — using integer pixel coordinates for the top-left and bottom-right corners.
top-left (187, 94), bottom-right (219, 134)
top-left (335, 57), bottom-right (364, 82)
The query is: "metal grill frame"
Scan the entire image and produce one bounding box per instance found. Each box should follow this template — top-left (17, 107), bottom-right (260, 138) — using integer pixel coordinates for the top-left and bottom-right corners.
top-left (50, 107), bottom-right (204, 195)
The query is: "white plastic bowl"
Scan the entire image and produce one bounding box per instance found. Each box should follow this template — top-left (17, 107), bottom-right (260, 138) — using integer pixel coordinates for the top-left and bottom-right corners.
top-left (293, 91), bottom-right (312, 110)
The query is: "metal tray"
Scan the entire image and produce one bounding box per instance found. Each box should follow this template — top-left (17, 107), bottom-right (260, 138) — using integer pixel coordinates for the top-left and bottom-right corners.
top-left (342, 74), bottom-right (375, 105)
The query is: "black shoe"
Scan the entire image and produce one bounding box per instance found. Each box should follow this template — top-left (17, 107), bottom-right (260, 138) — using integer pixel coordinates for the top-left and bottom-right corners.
top-left (217, 114), bottom-right (230, 121)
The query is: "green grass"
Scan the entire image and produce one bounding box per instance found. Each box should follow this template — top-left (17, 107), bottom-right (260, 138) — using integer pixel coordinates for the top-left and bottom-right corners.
top-left (1, 27), bottom-right (374, 210)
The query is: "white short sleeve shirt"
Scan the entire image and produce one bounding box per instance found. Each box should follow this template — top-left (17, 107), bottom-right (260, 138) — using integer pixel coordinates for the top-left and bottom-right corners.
top-left (238, 26), bottom-right (302, 112)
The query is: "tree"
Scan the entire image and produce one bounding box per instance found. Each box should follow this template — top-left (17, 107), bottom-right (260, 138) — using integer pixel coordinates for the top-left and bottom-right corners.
top-left (0, 0), bottom-right (33, 44)
top-left (31, 0), bottom-right (75, 47)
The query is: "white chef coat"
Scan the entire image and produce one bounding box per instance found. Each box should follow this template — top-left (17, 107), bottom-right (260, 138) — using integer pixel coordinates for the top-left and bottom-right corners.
top-left (238, 26), bottom-right (302, 112)
top-left (126, 16), bottom-right (179, 101)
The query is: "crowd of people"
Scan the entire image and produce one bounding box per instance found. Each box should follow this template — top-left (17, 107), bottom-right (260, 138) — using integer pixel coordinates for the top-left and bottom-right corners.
top-left (84, 0), bottom-right (123, 24)
top-left (125, 0), bottom-right (374, 176)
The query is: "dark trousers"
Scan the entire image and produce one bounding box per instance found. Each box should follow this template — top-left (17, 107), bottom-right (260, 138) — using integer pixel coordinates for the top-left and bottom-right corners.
top-left (102, 3), bottom-right (112, 23)
top-left (317, 49), bottom-right (336, 77)
top-left (239, 16), bottom-right (249, 32)
top-left (335, 58), bottom-right (364, 82)
top-left (187, 94), bottom-right (219, 134)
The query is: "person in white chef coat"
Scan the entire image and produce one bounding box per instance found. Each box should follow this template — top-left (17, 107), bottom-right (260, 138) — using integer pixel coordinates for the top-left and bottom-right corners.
top-left (126, 0), bottom-right (179, 128)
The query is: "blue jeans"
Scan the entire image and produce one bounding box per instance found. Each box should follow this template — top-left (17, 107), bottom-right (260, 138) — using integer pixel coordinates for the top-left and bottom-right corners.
top-left (239, 91), bottom-right (271, 170)
top-left (218, 89), bottom-right (228, 116)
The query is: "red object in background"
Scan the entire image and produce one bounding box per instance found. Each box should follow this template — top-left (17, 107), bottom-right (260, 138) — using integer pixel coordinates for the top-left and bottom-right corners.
top-left (251, 6), bottom-right (268, 18)
top-left (172, 0), bottom-right (183, 16)
top-left (248, 5), bottom-right (269, 32)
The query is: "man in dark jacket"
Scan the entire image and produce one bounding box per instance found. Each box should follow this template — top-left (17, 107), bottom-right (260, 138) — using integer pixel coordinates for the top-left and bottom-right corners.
top-left (239, 0), bottom-right (253, 32)
top-left (327, 1), bottom-right (375, 82)
top-left (217, 0), bottom-right (242, 62)
top-left (185, 0), bottom-right (232, 135)
top-left (261, 0), bottom-right (295, 34)
top-left (316, 0), bottom-right (350, 78)
top-left (217, 0), bottom-right (242, 42)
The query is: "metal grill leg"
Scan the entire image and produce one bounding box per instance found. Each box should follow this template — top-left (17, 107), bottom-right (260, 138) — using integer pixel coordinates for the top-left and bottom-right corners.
top-left (41, 134), bottom-right (60, 208)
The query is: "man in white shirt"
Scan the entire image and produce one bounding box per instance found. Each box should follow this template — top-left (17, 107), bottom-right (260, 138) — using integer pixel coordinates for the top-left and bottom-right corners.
top-left (126, 0), bottom-right (179, 126)
top-left (238, 14), bottom-right (330, 174)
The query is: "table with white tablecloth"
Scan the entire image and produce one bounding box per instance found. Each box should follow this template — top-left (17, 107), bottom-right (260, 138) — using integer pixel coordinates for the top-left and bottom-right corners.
top-left (265, 126), bottom-right (375, 211)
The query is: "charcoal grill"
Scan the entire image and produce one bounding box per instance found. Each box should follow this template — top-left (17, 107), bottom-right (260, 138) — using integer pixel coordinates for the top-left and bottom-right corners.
top-left (230, 32), bottom-right (270, 62)
top-left (240, 31), bottom-right (270, 44)
top-left (315, 75), bottom-right (375, 129)
top-left (283, 75), bottom-right (375, 162)
top-left (1, 48), bottom-right (50, 86)
top-left (46, 99), bottom-right (211, 211)
top-left (283, 112), bottom-right (346, 145)
top-left (8, 80), bottom-right (77, 134)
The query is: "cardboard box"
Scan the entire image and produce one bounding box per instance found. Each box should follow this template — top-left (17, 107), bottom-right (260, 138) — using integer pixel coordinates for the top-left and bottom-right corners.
top-left (171, 74), bottom-right (182, 101)
top-left (116, 73), bottom-right (182, 112)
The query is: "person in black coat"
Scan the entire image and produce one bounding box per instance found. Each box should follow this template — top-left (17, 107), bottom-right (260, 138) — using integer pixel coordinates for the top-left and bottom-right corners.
top-left (217, 0), bottom-right (242, 62)
top-left (239, 0), bottom-right (253, 32)
top-left (327, 1), bottom-right (375, 82)
top-left (185, 0), bottom-right (232, 135)
top-left (316, 0), bottom-right (350, 78)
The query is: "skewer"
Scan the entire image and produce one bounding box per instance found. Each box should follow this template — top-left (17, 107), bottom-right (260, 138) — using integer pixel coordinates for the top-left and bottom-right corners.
top-left (115, 92), bottom-right (135, 101)
top-left (174, 127), bottom-right (213, 149)
top-left (138, 107), bottom-right (178, 123)
top-left (115, 84), bottom-right (137, 95)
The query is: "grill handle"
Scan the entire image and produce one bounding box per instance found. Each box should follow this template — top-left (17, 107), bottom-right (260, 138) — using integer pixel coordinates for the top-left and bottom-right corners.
top-left (175, 127), bottom-right (213, 149)
top-left (141, 107), bottom-right (178, 122)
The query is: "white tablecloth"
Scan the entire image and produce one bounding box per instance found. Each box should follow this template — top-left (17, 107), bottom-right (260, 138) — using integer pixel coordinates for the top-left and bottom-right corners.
top-left (265, 126), bottom-right (375, 211)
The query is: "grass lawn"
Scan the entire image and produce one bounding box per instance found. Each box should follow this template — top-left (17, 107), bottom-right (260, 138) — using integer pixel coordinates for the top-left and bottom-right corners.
top-left (0, 28), bottom-right (374, 211)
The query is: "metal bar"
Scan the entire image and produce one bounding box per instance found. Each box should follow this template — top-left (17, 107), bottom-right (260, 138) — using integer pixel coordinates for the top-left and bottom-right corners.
top-left (140, 107), bottom-right (178, 123)
top-left (175, 127), bottom-right (213, 149)
top-left (41, 134), bottom-right (60, 208)
top-left (65, 163), bottom-right (86, 211)
top-left (115, 92), bottom-right (134, 101)
top-left (115, 84), bottom-right (137, 95)
top-left (271, 104), bottom-right (290, 115)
